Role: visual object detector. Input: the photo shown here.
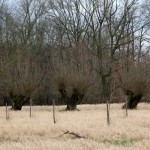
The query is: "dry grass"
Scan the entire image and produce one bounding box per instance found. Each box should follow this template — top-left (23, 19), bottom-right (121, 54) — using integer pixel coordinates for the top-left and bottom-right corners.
top-left (0, 103), bottom-right (150, 150)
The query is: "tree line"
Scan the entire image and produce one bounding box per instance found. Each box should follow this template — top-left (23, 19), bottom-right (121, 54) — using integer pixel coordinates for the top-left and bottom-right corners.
top-left (0, 0), bottom-right (150, 110)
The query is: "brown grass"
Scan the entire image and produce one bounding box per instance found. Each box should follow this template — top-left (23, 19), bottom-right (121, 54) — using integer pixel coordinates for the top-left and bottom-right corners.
top-left (0, 103), bottom-right (150, 150)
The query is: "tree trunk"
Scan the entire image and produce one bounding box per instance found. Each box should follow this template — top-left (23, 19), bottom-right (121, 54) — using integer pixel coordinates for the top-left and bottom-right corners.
top-left (11, 95), bottom-right (29, 110)
top-left (65, 93), bottom-right (83, 111)
top-left (59, 88), bottom-right (84, 111)
top-left (122, 91), bottom-right (142, 109)
top-left (65, 104), bottom-right (77, 111)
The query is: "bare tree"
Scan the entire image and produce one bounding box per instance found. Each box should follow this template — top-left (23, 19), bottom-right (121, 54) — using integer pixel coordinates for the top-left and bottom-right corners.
top-left (0, 50), bottom-right (44, 110)
top-left (0, 0), bottom-right (149, 108)
top-left (48, 44), bottom-right (94, 111)
top-left (118, 61), bottom-right (150, 109)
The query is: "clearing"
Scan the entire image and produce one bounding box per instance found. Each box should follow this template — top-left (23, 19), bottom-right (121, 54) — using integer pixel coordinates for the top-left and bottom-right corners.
top-left (0, 103), bottom-right (150, 150)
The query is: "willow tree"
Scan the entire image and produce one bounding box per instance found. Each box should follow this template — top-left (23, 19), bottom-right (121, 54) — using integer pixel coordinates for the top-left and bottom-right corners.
top-left (119, 62), bottom-right (150, 109)
top-left (55, 71), bottom-right (91, 111)
top-left (0, 50), bottom-right (44, 110)
top-left (48, 43), bottom-right (94, 111)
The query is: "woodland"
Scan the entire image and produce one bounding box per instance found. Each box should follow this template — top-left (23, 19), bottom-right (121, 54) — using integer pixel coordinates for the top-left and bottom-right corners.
top-left (0, 0), bottom-right (150, 111)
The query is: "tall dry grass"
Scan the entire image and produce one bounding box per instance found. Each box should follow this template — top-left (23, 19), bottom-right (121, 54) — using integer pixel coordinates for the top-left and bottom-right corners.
top-left (0, 103), bottom-right (150, 150)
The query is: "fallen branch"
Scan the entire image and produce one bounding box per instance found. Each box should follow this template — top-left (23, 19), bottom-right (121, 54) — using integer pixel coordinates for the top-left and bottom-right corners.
top-left (61, 130), bottom-right (88, 139)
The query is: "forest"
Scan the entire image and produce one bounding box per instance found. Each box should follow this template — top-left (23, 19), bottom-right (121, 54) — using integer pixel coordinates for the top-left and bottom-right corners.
top-left (0, 0), bottom-right (150, 111)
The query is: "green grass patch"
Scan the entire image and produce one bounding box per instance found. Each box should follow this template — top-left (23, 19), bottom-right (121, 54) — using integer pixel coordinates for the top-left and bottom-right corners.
top-left (95, 137), bottom-right (136, 147)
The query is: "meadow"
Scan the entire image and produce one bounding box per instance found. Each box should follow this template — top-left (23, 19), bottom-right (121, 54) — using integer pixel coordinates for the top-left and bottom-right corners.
top-left (0, 103), bottom-right (150, 150)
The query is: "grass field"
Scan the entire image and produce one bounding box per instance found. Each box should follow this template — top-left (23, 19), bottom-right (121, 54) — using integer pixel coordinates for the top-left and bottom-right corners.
top-left (0, 103), bottom-right (150, 150)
